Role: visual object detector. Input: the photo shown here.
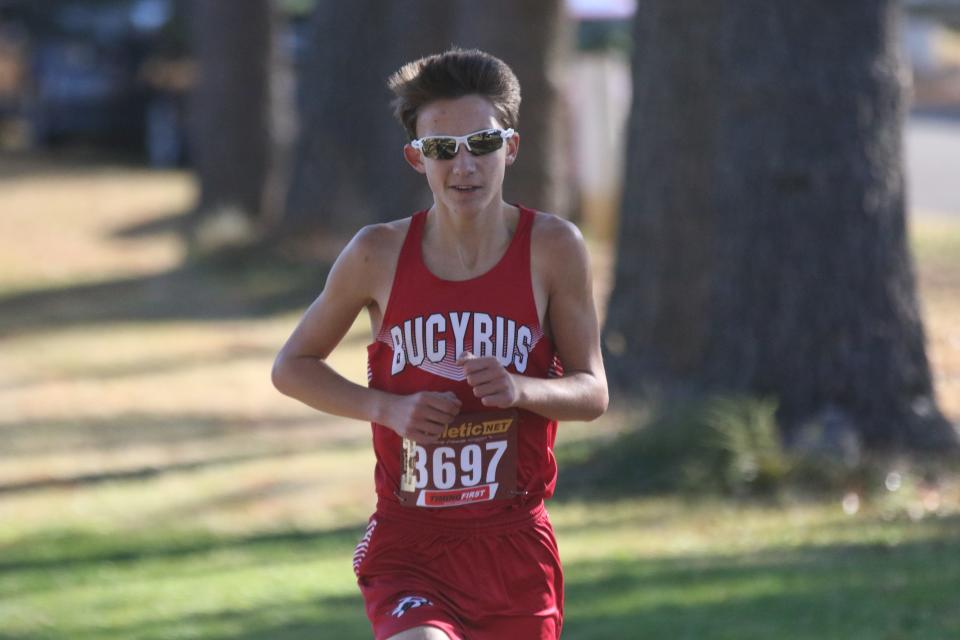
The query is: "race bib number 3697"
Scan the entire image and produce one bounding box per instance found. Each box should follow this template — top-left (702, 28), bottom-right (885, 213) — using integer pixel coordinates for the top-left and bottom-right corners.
top-left (399, 410), bottom-right (518, 508)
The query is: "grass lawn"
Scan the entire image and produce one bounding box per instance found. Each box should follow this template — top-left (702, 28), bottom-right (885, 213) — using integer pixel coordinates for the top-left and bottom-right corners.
top-left (0, 151), bottom-right (958, 639)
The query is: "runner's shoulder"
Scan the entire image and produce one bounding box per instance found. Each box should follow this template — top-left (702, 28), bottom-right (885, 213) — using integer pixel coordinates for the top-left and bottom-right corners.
top-left (529, 210), bottom-right (588, 265)
top-left (340, 218), bottom-right (412, 272)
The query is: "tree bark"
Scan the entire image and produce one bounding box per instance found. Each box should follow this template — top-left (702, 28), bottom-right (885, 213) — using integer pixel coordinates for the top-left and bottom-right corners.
top-left (189, 0), bottom-right (275, 236)
top-left (452, 0), bottom-right (573, 217)
top-left (604, 0), bottom-right (957, 451)
top-left (280, 0), bottom-right (573, 239)
top-left (281, 0), bottom-right (455, 238)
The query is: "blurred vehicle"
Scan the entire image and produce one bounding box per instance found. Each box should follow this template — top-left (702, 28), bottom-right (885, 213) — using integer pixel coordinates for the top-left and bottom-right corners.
top-left (0, 22), bottom-right (27, 128)
top-left (1, 0), bottom-right (191, 166)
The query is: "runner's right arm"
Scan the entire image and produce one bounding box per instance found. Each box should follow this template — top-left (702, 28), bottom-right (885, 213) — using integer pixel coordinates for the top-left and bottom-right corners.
top-left (271, 225), bottom-right (460, 443)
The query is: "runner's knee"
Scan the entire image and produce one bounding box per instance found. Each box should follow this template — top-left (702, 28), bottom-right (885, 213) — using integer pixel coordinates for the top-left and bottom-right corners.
top-left (385, 625), bottom-right (454, 640)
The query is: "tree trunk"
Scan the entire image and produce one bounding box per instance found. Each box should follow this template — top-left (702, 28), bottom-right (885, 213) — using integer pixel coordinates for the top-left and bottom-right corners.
top-left (281, 0), bottom-right (455, 238)
top-left (280, 0), bottom-right (573, 239)
top-left (452, 0), bottom-right (573, 217)
top-left (604, 0), bottom-right (957, 451)
top-left (189, 0), bottom-right (276, 247)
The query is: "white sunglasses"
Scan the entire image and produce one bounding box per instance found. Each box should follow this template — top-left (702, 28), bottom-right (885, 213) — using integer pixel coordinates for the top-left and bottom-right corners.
top-left (411, 128), bottom-right (515, 160)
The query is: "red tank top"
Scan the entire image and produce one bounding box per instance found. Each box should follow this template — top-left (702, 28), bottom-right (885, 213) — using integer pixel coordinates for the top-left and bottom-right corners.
top-left (366, 205), bottom-right (562, 522)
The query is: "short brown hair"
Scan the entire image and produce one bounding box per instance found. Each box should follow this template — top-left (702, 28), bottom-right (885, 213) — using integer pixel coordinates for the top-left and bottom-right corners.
top-left (387, 48), bottom-right (521, 140)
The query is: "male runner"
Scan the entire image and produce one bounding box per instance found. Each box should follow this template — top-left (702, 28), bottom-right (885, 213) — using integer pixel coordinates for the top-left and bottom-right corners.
top-left (272, 48), bottom-right (608, 640)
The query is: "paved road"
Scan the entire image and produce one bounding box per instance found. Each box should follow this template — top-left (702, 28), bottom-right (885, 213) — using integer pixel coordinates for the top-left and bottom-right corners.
top-left (906, 112), bottom-right (960, 218)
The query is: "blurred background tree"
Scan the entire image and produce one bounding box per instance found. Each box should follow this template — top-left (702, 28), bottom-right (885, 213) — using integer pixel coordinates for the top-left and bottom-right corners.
top-left (279, 0), bottom-right (454, 237)
top-left (2, 0), bottom-right (956, 458)
top-left (189, 0), bottom-right (279, 251)
top-left (279, 0), bottom-right (571, 239)
top-left (2, 3), bottom-right (960, 635)
top-left (603, 0), bottom-right (958, 452)
top-left (450, 0), bottom-right (573, 221)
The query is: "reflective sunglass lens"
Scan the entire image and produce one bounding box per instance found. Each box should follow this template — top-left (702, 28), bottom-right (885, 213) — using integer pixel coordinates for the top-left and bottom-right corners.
top-left (421, 138), bottom-right (457, 160)
top-left (466, 131), bottom-right (504, 155)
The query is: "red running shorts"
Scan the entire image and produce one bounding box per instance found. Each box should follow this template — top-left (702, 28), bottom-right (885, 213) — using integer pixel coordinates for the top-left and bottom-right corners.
top-left (353, 500), bottom-right (563, 639)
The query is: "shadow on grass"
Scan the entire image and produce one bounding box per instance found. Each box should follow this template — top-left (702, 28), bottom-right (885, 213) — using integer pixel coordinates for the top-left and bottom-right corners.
top-left (41, 594), bottom-right (372, 640)
top-left (109, 209), bottom-right (192, 241)
top-left (0, 411), bottom-right (363, 457)
top-left (555, 400), bottom-right (960, 505)
top-left (0, 148), bottom-right (151, 182)
top-left (554, 403), bottom-right (719, 501)
top-left (0, 249), bottom-right (331, 339)
top-left (126, 594), bottom-right (370, 640)
top-left (0, 523), bottom-right (364, 576)
top-left (0, 444), bottom-right (340, 496)
top-left (0, 343), bottom-right (281, 391)
top-left (0, 524), bottom-right (372, 639)
top-left (3, 519), bottom-right (958, 639)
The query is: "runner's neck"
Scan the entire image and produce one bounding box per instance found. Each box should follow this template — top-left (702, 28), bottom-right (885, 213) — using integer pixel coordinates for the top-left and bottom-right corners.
top-left (424, 202), bottom-right (519, 273)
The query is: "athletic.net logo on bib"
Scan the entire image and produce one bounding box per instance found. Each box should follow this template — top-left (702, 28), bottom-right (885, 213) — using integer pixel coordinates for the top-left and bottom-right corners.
top-left (399, 409), bottom-right (518, 508)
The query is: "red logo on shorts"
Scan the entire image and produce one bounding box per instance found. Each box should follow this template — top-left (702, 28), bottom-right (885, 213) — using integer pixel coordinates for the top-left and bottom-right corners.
top-left (392, 595), bottom-right (433, 618)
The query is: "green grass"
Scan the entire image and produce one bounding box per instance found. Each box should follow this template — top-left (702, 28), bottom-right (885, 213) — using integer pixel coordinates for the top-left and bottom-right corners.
top-left (1, 500), bottom-right (958, 639)
top-left (0, 526), bottom-right (366, 639)
top-left (0, 153), bottom-right (958, 639)
top-left (555, 499), bottom-right (960, 640)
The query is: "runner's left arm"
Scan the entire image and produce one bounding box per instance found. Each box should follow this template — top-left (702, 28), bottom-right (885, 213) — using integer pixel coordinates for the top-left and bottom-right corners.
top-left (458, 218), bottom-right (608, 421)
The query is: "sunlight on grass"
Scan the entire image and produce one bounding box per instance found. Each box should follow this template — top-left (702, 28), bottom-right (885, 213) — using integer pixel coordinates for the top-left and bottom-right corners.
top-left (910, 216), bottom-right (960, 419)
top-left (0, 160), bottom-right (192, 295)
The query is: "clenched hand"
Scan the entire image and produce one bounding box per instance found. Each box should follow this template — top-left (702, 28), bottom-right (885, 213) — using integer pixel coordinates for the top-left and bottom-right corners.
top-left (383, 390), bottom-right (461, 444)
top-left (457, 351), bottom-right (523, 409)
